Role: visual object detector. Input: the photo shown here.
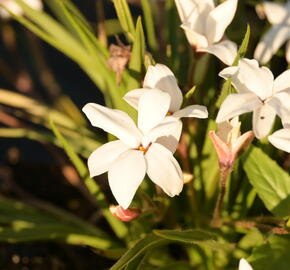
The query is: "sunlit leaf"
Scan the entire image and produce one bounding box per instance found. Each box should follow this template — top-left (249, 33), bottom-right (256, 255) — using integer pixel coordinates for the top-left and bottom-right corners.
top-left (243, 146), bottom-right (290, 218)
top-left (113, 0), bottom-right (135, 41)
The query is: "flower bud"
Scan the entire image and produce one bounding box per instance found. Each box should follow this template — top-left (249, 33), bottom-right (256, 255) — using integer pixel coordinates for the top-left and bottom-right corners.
top-left (109, 205), bottom-right (141, 222)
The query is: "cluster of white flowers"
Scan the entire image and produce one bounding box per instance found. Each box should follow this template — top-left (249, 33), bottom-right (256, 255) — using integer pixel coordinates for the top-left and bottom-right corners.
top-left (81, 0), bottom-right (290, 211)
top-left (83, 64), bottom-right (208, 209)
top-left (174, 0), bottom-right (290, 155)
top-left (217, 58), bottom-right (290, 152)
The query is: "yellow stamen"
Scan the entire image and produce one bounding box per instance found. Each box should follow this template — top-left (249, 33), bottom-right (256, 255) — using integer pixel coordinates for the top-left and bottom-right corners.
top-left (138, 146), bottom-right (146, 152)
top-left (166, 111), bottom-right (173, 116)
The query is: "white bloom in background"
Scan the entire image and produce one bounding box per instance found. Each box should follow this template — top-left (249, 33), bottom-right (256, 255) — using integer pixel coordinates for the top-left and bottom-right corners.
top-left (82, 103), bottom-right (184, 209)
top-left (216, 59), bottom-right (290, 139)
top-left (174, 0), bottom-right (238, 65)
top-left (239, 258), bottom-right (253, 270)
top-left (0, 0), bottom-right (42, 19)
top-left (254, 1), bottom-right (290, 64)
top-left (209, 117), bottom-right (253, 170)
top-left (268, 122), bottom-right (290, 153)
top-left (124, 64), bottom-right (208, 152)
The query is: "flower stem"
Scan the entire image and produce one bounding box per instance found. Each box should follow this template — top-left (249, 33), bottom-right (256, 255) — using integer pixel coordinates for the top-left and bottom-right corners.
top-left (211, 168), bottom-right (231, 227)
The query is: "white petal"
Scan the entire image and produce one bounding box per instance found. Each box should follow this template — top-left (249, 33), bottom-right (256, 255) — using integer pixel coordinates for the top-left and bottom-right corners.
top-left (286, 40), bottom-right (290, 63)
top-left (173, 105), bottom-right (208, 119)
top-left (88, 140), bottom-right (129, 177)
top-left (138, 89), bottom-right (170, 134)
top-left (268, 128), bottom-right (290, 153)
top-left (263, 2), bottom-right (289, 25)
top-left (219, 66), bottom-right (251, 93)
top-left (239, 258), bottom-right (253, 270)
top-left (216, 93), bottom-right (262, 123)
top-left (267, 91), bottom-right (290, 119)
top-left (181, 23), bottom-right (209, 49)
top-left (145, 143), bottom-right (183, 197)
top-left (123, 88), bottom-right (147, 110)
top-left (237, 59), bottom-right (274, 100)
top-left (143, 64), bottom-right (183, 112)
top-left (174, 0), bottom-right (198, 23)
top-left (254, 24), bottom-right (290, 64)
top-left (23, 0), bottom-right (43, 10)
top-left (0, 1), bottom-right (22, 18)
top-left (197, 40), bottom-right (237, 65)
top-left (108, 150), bottom-right (146, 209)
top-left (82, 103), bottom-right (142, 148)
top-left (219, 66), bottom-right (239, 79)
top-left (206, 0), bottom-right (238, 44)
top-left (273, 69), bottom-right (290, 93)
top-left (253, 104), bottom-right (276, 139)
top-left (142, 117), bottom-right (182, 153)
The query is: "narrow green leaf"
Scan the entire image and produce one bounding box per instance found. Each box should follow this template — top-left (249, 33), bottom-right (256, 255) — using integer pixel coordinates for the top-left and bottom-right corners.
top-left (243, 146), bottom-right (290, 218)
top-left (126, 17), bottom-right (145, 91)
top-left (113, 0), bottom-right (135, 41)
top-left (0, 197), bottom-right (117, 250)
top-left (141, 0), bottom-right (158, 52)
top-left (154, 229), bottom-right (233, 252)
top-left (109, 234), bottom-right (168, 270)
top-left (232, 24), bottom-right (251, 66)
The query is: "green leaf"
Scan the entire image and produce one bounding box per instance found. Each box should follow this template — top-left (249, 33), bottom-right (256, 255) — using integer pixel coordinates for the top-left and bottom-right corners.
top-left (194, 120), bottom-right (219, 202)
top-left (0, 196), bottom-right (118, 250)
top-left (141, 0), bottom-right (158, 52)
top-left (154, 229), bottom-right (233, 252)
top-left (243, 146), bottom-right (290, 218)
top-left (232, 24), bottom-right (251, 66)
top-left (216, 25), bottom-right (250, 108)
top-left (126, 17), bottom-right (146, 91)
top-left (113, 0), bottom-right (135, 41)
top-left (109, 234), bottom-right (168, 270)
top-left (49, 119), bottom-right (128, 238)
top-left (248, 235), bottom-right (290, 270)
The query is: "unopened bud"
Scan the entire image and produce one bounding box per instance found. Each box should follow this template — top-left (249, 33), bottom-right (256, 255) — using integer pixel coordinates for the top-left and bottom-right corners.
top-left (183, 172), bottom-right (193, 184)
top-left (109, 205), bottom-right (140, 222)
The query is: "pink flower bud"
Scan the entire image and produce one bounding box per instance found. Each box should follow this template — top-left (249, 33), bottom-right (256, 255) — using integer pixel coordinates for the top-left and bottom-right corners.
top-left (109, 205), bottom-right (141, 222)
top-left (209, 118), bottom-right (254, 170)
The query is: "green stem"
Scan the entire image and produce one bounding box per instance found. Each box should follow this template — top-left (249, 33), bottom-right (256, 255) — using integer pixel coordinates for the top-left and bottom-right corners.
top-left (211, 168), bottom-right (231, 227)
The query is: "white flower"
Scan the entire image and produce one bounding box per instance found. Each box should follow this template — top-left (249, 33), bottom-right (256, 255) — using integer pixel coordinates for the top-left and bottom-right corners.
top-left (254, 1), bottom-right (290, 64)
top-left (268, 122), bottom-right (290, 153)
top-left (124, 64), bottom-right (208, 152)
top-left (239, 258), bottom-right (253, 270)
top-left (82, 103), bottom-right (184, 209)
top-left (216, 59), bottom-right (290, 139)
top-left (174, 0), bottom-right (238, 65)
top-left (0, 0), bottom-right (43, 19)
top-left (209, 117), bottom-right (253, 169)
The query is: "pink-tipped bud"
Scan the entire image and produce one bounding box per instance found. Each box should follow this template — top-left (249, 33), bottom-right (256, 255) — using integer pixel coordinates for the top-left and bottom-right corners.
top-left (209, 118), bottom-right (254, 170)
top-left (109, 205), bottom-right (141, 222)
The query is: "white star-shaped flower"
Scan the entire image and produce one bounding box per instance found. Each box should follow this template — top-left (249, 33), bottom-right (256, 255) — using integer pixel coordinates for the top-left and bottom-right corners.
top-left (239, 258), bottom-right (253, 270)
top-left (124, 64), bottom-right (208, 152)
top-left (216, 59), bottom-right (290, 139)
top-left (254, 1), bottom-right (290, 64)
top-left (174, 0), bottom-right (238, 65)
top-left (82, 103), bottom-right (184, 209)
top-left (0, 0), bottom-right (43, 19)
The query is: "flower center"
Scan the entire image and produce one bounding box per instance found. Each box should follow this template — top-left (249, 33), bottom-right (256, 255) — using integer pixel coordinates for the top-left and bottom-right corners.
top-left (166, 111), bottom-right (173, 116)
top-left (138, 143), bottom-right (152, 154)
